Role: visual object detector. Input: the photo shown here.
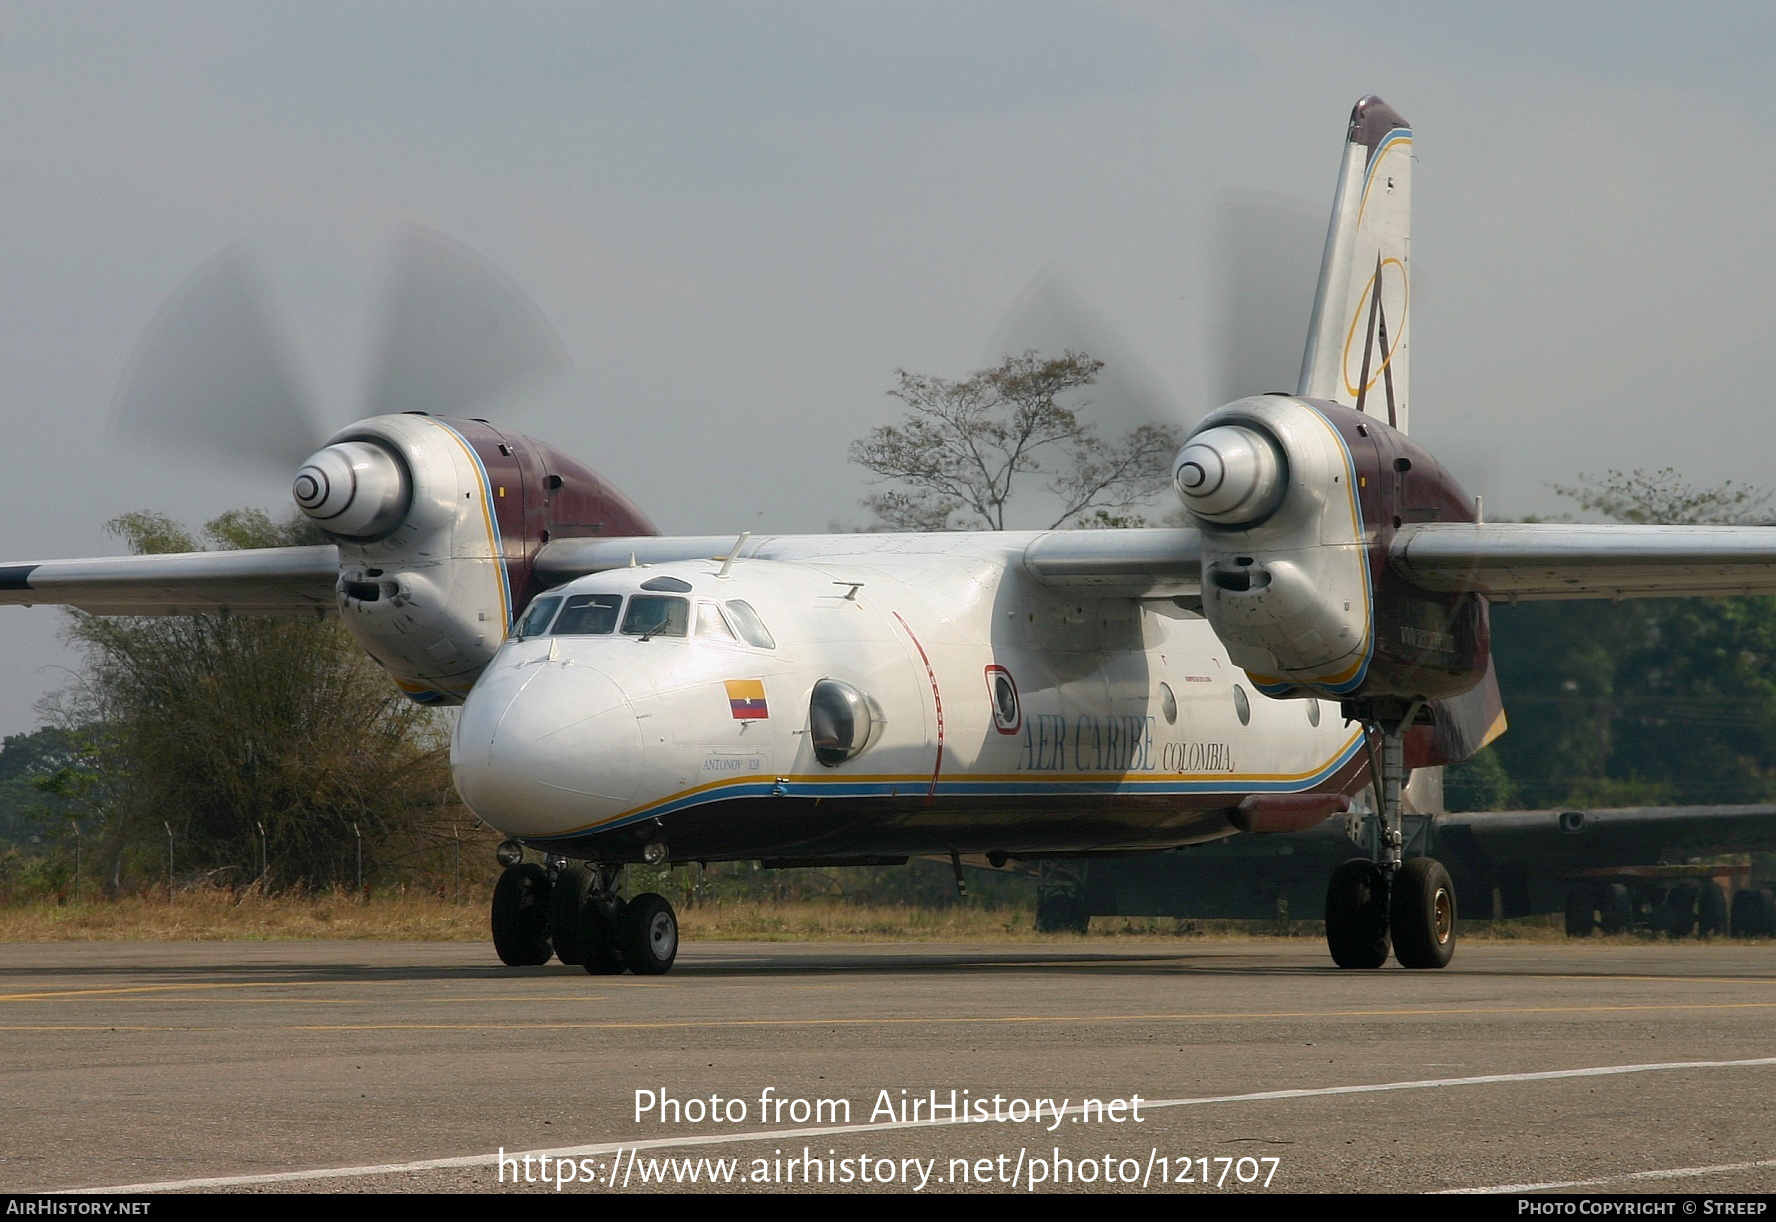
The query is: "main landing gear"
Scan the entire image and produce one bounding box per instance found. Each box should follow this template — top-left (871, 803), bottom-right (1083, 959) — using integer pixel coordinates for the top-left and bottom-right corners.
top-left (491, 849), bottom-right (679, 976)
top-left (1324, 701), bottom-right (1457, 970)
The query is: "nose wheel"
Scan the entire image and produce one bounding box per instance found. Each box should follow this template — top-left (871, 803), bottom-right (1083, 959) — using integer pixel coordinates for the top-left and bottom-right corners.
top-left (1324, 704), bottom-right (1457, 969)
top-left (617, 893), bottom-right (680, 976)
top-left (490, 861), bottom-right (554, 966)
top-left (491, 859), bottom-right (681, 976)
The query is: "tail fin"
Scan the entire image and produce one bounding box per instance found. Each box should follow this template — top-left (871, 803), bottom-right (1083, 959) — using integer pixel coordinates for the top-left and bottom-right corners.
top-left (1297, 96), bottom-right (1412, 432)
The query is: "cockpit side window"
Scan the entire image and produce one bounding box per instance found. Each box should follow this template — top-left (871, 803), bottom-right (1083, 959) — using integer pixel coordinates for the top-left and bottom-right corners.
top-left (723, 599), bottom-right (776, 649)
top-left (622, 595), bottom-right (689, 638)
top-left (553, 593), bottom-right (624, 635)
top-left (696, 601), bottom-right (737, 642)
top-left (512, 595), bottom-right (562, 640)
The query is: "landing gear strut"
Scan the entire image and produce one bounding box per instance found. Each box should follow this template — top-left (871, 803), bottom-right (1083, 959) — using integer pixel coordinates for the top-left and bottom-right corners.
top-left (491, 856), bottom-right (680, 976)
top-left (1325, 701), bottom-right (1457, 969)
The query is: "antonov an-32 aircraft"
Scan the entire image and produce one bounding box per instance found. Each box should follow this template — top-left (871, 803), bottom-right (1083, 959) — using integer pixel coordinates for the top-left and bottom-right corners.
top-left (7, 95), bottom-right (1776, 975)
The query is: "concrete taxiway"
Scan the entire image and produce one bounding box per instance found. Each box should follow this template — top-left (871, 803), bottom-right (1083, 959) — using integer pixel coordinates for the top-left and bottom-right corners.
top-left (3, 937), bottom-right (1775, 1194)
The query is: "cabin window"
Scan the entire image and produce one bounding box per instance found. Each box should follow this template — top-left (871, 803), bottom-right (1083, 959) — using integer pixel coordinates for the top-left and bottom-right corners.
top-left (724, 600), bottom-right (776, 650)
top-left (810, 679), bottom-right (874, 767)
top-left (513, 595), bottom-right (562, 639)
top-left (552, 593), bottom-right (623, 635)
top-left (622, 595), bottom-right (689, 638)
top-left (1233, 684), bottom-right (1251, 726)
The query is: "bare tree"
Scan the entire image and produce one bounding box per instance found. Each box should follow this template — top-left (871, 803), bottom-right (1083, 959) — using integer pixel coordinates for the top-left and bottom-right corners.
top-left (1553, 467), bottom-right (1775, 527)
top-left (849, 351), bottom-right (1184, 531)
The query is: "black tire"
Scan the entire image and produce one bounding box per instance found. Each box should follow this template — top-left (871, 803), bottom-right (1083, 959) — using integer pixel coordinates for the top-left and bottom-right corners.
top-left (1391, 856), bottom-right (1457, 969)
top-left (1325, 858), bottom-right (1390, 969)
top-left (1564, 887), bottom-right (1596, 938)
top-left (1600, 883), bottom-right (1634, 934)
top-left (578, 893), bottom-right (629, 976)
top-left (1663, 885), bottom-right (1698, 939)
top-left (620, 892), bottom-right (679, 975)
top-left (491, 862), bottom-right (553, 966)
top-left (1733, 887), bottom-right (1776, 938)
top-left (1698, 882), bottom-right (1729, 937)
top-left (1035, 894), bottom-right (1090, 934)
top-left (549, 864), bottom-right (596, 965)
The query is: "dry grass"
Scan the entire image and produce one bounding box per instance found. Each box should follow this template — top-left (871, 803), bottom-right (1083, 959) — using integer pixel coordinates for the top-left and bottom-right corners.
top-left (0, 888), bottom-right (489, 943)
top-left (0, 890), bottom-right (1750, 946)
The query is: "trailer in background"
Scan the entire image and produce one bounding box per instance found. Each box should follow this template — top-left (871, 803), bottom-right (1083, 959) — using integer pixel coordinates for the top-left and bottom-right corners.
top-left (1028, 804), bottom-right (1776, 937)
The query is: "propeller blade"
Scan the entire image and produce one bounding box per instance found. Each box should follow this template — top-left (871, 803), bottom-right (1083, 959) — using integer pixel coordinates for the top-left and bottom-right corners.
top-left (361, 225), bottom-right (571, 420)
top-left (108, 246), bottom-right (326, 474)
top-left (1204, 190), bottom-right (1326, 406)
top-left (986, 267), bottom-right (1186, 432)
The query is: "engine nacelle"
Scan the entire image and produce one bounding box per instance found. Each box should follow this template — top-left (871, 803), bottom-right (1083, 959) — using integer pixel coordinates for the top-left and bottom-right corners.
top-left (1178, 395), bottom-right (1488, 706)
top-left (296, 413), bottom-right (657, 704)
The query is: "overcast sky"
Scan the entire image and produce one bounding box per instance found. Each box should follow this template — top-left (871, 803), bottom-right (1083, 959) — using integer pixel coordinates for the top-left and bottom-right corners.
top-left (2, 1), bottom-right (1775, 735)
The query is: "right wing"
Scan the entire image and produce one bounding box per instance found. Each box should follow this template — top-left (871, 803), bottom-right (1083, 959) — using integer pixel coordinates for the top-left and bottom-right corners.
top-left (0, 546), bottom-right (340, 615)
top-left (1392, 523), bottom-right (1776, 600)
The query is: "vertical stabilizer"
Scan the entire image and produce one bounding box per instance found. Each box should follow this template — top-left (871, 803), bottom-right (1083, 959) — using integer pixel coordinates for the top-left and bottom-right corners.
top-left (1297, 96), bottom-right (1412, 432)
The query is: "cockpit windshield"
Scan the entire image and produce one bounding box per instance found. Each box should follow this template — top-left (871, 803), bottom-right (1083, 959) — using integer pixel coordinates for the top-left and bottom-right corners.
top-left (622, 595), bottom-right (689, 638)
top-left (723, 599), bottom-right (776, 649)
top-left (553, 593), bottom-right (624, 635)
top-left (512, 595), bottom-right (562, 640)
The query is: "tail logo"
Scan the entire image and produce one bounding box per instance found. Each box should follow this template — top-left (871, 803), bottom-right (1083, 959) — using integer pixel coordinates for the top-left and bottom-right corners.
top-left (1343, 253), bottom-right (1408, 427)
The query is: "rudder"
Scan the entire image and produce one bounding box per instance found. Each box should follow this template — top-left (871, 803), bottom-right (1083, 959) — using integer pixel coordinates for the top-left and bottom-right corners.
top-left (1297, 96), bottom-right (1413, 432)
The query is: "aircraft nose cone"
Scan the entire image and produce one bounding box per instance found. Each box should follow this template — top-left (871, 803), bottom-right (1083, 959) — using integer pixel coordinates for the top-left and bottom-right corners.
top-left (453, 663), bottom-right (643, 836)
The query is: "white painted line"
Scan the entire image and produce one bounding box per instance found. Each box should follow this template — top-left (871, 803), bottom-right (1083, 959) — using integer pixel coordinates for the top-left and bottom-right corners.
top-left (1444, 1157), bottom-right (1776, 1194)
top-left (61, 1055), bottom-right (1776, 1194)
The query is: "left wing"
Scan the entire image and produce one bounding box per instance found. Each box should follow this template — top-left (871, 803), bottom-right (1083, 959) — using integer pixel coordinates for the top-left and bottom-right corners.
top-left (0, 546), bottom-right (340, 615)
top-left (1392, 523), bottom-right (1776, 600)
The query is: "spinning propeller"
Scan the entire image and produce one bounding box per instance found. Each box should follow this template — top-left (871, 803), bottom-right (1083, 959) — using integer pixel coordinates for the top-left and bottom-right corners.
top-left (107, 226), bottom-right (572, 488)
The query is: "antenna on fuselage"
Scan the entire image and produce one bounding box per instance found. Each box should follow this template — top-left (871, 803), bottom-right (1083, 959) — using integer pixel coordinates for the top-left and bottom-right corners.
top-left (717, 531), bottom-right (752, 579)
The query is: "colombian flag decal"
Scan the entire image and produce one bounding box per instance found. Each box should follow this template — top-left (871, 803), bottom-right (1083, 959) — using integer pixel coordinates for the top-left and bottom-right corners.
top-left (725, 679), bottom-right (769, 720)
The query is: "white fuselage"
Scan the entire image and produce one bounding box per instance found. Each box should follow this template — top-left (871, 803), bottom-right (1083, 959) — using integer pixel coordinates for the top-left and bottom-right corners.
top-left (450, 534), bottom-right (1366, 862)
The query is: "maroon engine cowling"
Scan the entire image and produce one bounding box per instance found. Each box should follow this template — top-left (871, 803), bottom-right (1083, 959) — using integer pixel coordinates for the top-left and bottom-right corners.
top-left (442, 416), bottom-right (658, 620)
top-left (1307, 400), bottom-right (1504, 766)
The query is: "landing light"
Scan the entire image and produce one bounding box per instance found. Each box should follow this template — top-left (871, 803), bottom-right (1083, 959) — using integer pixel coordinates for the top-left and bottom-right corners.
top-left (495, 840), bottom-right (524, 867)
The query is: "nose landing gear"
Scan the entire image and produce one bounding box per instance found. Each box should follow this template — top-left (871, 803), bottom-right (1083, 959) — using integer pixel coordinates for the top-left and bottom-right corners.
top-left (1324, 702), bottom-right (1458, 969)
top-left (491, 855), bottom-right (680, 975)
top-left (490, 861), bottom-right (554, 966)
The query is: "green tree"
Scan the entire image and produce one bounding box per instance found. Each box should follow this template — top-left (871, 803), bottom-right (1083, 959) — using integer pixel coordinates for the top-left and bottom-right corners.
top-left (52, 508), bottom-right (462, 892)
top-left (1483, 470), bottom-right (1776, 808)
top-left (850, 351), bottom-right (1184, 531)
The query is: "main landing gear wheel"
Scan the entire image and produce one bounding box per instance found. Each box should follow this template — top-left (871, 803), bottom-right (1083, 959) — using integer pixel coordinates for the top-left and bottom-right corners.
top-left (1035, 894), bottom-right (1090, 934)
top-left (620, 892), bottom-right (679, 976)
top-left (1391, 857), bottom-right (1457, 969)
top-left (1564, 886), bottom-right (1596, 938)
top-left (1698, 882), bottom-right (1729, 937)
top-left (548, 864), bottom-right (596, 966)
top-left (1663, 884), bottom-right (1698, 939)
top-left (491, 862), bottom-right (553, 966)
top-left (1732, 887), bottom-right (1776, 938)
top-left (577, 893), bottom-right (629, 976)
top-left (1600, 883), bottom-right (1634, 934)
top-left (1325, 858), bottom-right (1390, 969)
